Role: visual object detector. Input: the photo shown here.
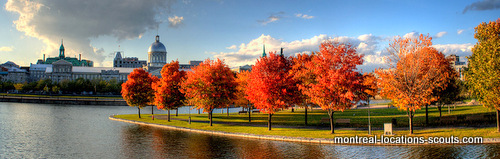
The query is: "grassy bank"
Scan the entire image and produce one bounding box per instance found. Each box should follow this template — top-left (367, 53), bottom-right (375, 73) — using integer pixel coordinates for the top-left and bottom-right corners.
top-left (114, 104), bottom-right (500, 138)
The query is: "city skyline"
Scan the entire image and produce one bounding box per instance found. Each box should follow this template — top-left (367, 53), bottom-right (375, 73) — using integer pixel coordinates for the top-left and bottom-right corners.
top-left (1, 0), bottom-right (499, 72)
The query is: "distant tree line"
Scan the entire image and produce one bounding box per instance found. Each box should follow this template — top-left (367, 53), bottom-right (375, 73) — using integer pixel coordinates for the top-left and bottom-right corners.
top-left (0, 78), bottom-right (122, 95)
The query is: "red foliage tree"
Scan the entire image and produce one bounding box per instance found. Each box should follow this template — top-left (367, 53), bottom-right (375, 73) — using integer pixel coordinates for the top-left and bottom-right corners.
top-left (180, 58), bottom-right (237, 126)
top-left (246, 52), bottom-right (300, 130)
top-left (303, 41), bottom-right (364, 134)
top-left (291, 53), bottom-right (315, 125)
top-left (152, 60), bottom-right (186, 122)
top-left (234, 70), bottom-right (252, 122)
top-left (121, 68), bottom-right (158, 118)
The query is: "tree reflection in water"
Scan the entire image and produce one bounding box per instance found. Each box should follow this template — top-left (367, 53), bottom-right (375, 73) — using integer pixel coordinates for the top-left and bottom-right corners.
top-left (119, 125), bottom-right (500, 158)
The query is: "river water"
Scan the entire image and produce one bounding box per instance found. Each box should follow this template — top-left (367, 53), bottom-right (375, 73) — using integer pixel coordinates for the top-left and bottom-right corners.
top-left (0, 102), bottom-right (499, 158)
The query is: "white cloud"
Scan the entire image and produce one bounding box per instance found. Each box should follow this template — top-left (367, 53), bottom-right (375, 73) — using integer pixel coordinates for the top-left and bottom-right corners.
top-left (435, 31), bottom-right (447, 38)
top-left (457, 29), bottom-right (465, 35)
top-left (433, 43), bottom-right (474, 57)
top-left (5, 0), bottom-right (175, 67)
top-left (212, 34), bottom-right (389, 72)
top-left (403, 31), bottom-right (420, 39)
top-left (295, 13), bottom-right (314, 19)
top-left (168, 15), bottom-right (184, 28)
top-left (0, 46), bottom-right (14, 52)
top-left (226, 45), bottom-right (237, 50)
top-left (211, 32), bottom-right (472, 72)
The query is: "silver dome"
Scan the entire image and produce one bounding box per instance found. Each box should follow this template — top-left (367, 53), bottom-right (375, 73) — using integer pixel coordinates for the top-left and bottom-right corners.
top-left (148, 35), bottom-right (166, 53)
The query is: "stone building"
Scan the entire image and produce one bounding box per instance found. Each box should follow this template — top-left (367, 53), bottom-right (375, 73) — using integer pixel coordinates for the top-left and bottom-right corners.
top-left (36, 40), bottom-right (93, 67)
top-left (0, 61), bottom-right (28, 83)
top-left (113, 51), bottom-right (146, 68)
top-left (146, 35), bottom-right (167, 72)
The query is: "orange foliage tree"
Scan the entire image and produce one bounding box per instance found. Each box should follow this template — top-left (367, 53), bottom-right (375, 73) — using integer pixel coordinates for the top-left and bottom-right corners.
top-left (234, 70), bottom-right (252, 122)
top-left (291, 53), bottom-right (315, 125)
top-left (376, 34), bottom-right (449, 134)
top-left (152, 60), bottom-right (186, 122)
top-left (246, 52), bottom-right (300, 130)
top-left (180, 58), bottom-right (237, 126)
top-left (121, 68), bottom-right (158, 118)
top-left (303, 41), bottom-right (364, 134)
top-left (423, 51), bottom-right (455, 125)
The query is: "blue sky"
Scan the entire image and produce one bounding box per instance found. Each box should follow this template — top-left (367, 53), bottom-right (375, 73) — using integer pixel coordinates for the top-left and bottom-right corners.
top-left (1, 0), bottom-right (499, 72)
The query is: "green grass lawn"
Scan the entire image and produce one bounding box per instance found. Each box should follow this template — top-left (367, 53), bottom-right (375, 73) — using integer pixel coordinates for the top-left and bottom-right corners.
top-left (114, 104), bottom-right (500, 138)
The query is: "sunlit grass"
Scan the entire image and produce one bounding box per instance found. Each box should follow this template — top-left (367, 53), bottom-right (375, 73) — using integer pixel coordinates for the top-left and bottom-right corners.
top-left (114, 104), bottom-right (500, 138)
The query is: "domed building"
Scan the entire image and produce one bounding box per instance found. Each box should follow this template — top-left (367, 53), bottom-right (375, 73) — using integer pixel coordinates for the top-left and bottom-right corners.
top-left (145, 35), bottom-right (203, 78)
top-left (147, 35), bottom-right (167, 71)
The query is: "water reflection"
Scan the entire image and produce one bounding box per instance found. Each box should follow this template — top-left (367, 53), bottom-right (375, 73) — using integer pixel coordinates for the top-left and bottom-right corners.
top-left (1, 102), bottom-right (500, 158)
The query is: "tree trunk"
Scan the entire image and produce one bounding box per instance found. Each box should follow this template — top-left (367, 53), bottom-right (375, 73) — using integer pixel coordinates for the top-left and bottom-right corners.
top-left (198, 109), bottom-right (200, 114)
top-left (249, 105), bottom-right (252, 123)
top-left (425, 105), bottom-right (428, 126)
top-left (329, 110), bottom-right (335, 134)
top-left (176, 108), bottom-right (178, 116)
top-left (167, 109), bottom-right (171, 122)
top-left (151, 106), bottom-right (154, 120)
top-left (305, 105), bottom-right (308, 126)
top-left (138, 107), bottom-right (141, 118)
top-left (268, 113), bottom-right (273, 131)
top-left (368, 99), bottom-right (371, 135)
top-left (409, 110), bottom-right (414, 135)
top-left (291, 106), bottom-right (294, 112)
top-left (497, 109), bottom-right (500, 133)
top-left (227, 107), bottom-right (229, 117)
top-left (209, 110), bottom-right (213, 126)
top-left (438, 104), bottom-right (442, 120)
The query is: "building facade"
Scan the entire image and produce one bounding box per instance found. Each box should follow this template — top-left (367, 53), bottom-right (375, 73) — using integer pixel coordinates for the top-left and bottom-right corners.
top-left (448, 54), bottom-right (467, 80)
top-left (0, 61), bottom-right (29, 83)
top-left (113, 51), bottom-right (147, 68)
top-left (147, 35), bottom-right (167, 71)
top-left (36, 41), bottom-right (94, 67)
top-left (44, 63), bottom-right (135, 83)
top-left (3, 35), bottom-right (203, 84)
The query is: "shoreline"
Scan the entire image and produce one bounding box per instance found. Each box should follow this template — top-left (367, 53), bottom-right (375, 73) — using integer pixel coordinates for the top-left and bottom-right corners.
top-left (0, 95), bottom-right (126, 106)
top-left (109, 115), bottom-right (500, 145)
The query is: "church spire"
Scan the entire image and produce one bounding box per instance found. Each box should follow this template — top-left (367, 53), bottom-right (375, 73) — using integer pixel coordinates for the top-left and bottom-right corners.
top-left (262, 44), bottom-right (266, 57)
top-left (59, 39), bottom-right (65, 59)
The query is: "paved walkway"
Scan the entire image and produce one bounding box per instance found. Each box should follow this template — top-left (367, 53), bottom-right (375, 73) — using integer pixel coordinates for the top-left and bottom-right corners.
top-left (110, 115), bottom-right (500, 145)
top-left (154, 115), bottom-right (495, 131)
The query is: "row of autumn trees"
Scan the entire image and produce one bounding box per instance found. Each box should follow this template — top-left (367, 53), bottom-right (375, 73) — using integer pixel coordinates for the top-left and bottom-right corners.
top-left (121, 37), bottom-right (456, 135)
top-left (121, 19), bottom-right (500, 135)
top-left (121, 41), bottom-right (371, 133)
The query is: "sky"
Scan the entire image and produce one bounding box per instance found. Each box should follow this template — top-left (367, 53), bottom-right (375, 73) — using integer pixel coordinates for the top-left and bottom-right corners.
top-left (0, 0), bottom-right (499, 72)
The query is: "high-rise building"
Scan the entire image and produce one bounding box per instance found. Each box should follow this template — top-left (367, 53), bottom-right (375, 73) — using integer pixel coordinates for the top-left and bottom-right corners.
top-left (447, 54), bottom-right (467, 80)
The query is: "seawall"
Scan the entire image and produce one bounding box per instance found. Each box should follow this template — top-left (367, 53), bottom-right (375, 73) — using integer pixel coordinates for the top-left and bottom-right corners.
top-left (109, 115), bottom-right (500, 145)
top-left (0, 95), bottom-right (126, 106)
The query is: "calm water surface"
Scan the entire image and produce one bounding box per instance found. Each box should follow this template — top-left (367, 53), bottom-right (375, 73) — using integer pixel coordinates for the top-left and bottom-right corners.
top-left (0, 102), bottom-right (499, 158)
